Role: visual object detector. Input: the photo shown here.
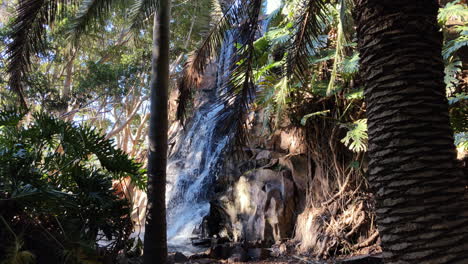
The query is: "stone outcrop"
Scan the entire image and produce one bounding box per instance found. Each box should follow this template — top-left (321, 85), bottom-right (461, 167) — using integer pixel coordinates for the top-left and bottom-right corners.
top-left (201, 114), bottom-right (310, 246)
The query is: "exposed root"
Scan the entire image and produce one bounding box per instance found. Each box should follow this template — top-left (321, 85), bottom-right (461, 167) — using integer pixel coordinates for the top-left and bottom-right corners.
top-left (288, 96), bottom-right (380, 259)
top-left (294, 192), bottom-right (379, 258)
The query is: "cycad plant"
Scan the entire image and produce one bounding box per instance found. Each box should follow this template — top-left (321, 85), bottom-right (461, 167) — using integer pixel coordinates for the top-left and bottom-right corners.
top-left (0, 109), bottom-right (144, 263)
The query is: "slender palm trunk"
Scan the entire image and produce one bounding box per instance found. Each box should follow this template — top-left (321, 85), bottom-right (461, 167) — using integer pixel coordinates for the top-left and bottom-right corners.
top-left (355, 1), bottom-right (468, 263)
top-left (143, 0), bottom-right (171, 262)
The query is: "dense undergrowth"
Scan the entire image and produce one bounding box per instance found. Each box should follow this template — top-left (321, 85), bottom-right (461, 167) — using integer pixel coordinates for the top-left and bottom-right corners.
top-left (0, 110), bottom-right (144, 263)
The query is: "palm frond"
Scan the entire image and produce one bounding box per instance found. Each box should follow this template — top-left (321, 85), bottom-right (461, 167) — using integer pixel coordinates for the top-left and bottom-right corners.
top-left (127, 0), bottom-right (159, 32)
top-left (0, 108), bottom-right (26, 127)
top-left (218, 0), bottom-right (264, 149)
top-left (176, 2), bottom-right (237, 122)
top-left (287, 0), bottom-right (329, 83)
top-left (69, 0), bottom-right (127, 41)
top-left (7, 0), bottom-right (50, 109)
top-left (6, 0), bottom-right (75, 109)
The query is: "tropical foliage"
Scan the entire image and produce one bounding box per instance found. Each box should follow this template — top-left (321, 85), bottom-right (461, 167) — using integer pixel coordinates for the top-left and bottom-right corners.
top-left (0, 0), bottom-right (466, 262)
top-left (0, 109), bottom-right (144, 263)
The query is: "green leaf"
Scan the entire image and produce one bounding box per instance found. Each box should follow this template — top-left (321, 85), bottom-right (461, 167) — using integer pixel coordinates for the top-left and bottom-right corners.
top-left (444, 59), bottom-right (462, 91)
top-left (443, 35), bottom-right (468, 61)
top-left (300, 110), bottom-right (330, 126)
top-left (438, 0), bottom-right (468, 25)
top-left (454, 132), bottom-right (468, 152)
top-left (341, 51), bottom-right (359, 80)
top-left (448, 92), bottom-right (468, 105)
top-left (341, 119), bottom-right (368, 152)
top-left (345, 89), bottom-right (363, 100)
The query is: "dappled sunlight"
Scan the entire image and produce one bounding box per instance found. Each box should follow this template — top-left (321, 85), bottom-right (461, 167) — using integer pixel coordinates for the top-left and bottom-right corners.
top-left (235, 176), bottom-right (252, 214)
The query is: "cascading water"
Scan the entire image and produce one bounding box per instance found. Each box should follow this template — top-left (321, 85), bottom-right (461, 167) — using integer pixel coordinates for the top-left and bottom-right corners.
top-left (165, 31), bottom-right (236, 253)
top-left (161, 0), bottom-right (280, 254)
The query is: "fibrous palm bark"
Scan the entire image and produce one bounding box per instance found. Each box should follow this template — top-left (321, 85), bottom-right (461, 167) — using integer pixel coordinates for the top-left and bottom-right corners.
top-left (355, 0), bottom-right (468, 263)
top-left (143, 0), bottom-right (171, 263)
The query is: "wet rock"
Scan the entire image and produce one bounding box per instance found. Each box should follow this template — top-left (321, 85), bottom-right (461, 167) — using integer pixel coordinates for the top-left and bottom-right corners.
top-left (204, 200), bottom-right (232, 239)
top-left (211, 236), bottom-right (230, 246)
top-left (127, 257), bottom-right (143, 264)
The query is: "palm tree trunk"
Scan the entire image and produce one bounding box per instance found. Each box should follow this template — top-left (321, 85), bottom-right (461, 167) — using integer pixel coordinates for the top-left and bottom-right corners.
top-left (143, 0), bottom-right (171, 262)
top-left (355, 0), bottom-right (468, 263)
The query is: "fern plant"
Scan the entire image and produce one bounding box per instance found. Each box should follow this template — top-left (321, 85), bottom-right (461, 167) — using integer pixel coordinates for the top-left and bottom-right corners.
top-left (0, 110), bottom-right (144, 263)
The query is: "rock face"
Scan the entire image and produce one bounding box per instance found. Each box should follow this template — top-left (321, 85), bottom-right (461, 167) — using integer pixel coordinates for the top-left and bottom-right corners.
top-left (201, 114), bottom-right (309, 246)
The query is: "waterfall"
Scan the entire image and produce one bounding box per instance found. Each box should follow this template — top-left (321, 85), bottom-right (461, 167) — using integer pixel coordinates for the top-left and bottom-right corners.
top-left (131, 0), bottom-right (281, 254)
top-left (165, 30), bottom-right (235, 253)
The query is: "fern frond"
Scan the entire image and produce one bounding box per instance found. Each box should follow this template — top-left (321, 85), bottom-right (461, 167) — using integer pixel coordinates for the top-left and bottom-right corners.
top-left (341, 51), bottom-right (359, 81)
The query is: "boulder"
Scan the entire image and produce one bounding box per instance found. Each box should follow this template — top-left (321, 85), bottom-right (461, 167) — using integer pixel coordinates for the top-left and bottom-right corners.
top-left (256, 149), bottom-right (272, 160)
top-left (206, 168), bottom-right (296, 244)
top-left (277, 128), bottom-right (306, 154)
top-left (279, 154), bottom-right (308, 190)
